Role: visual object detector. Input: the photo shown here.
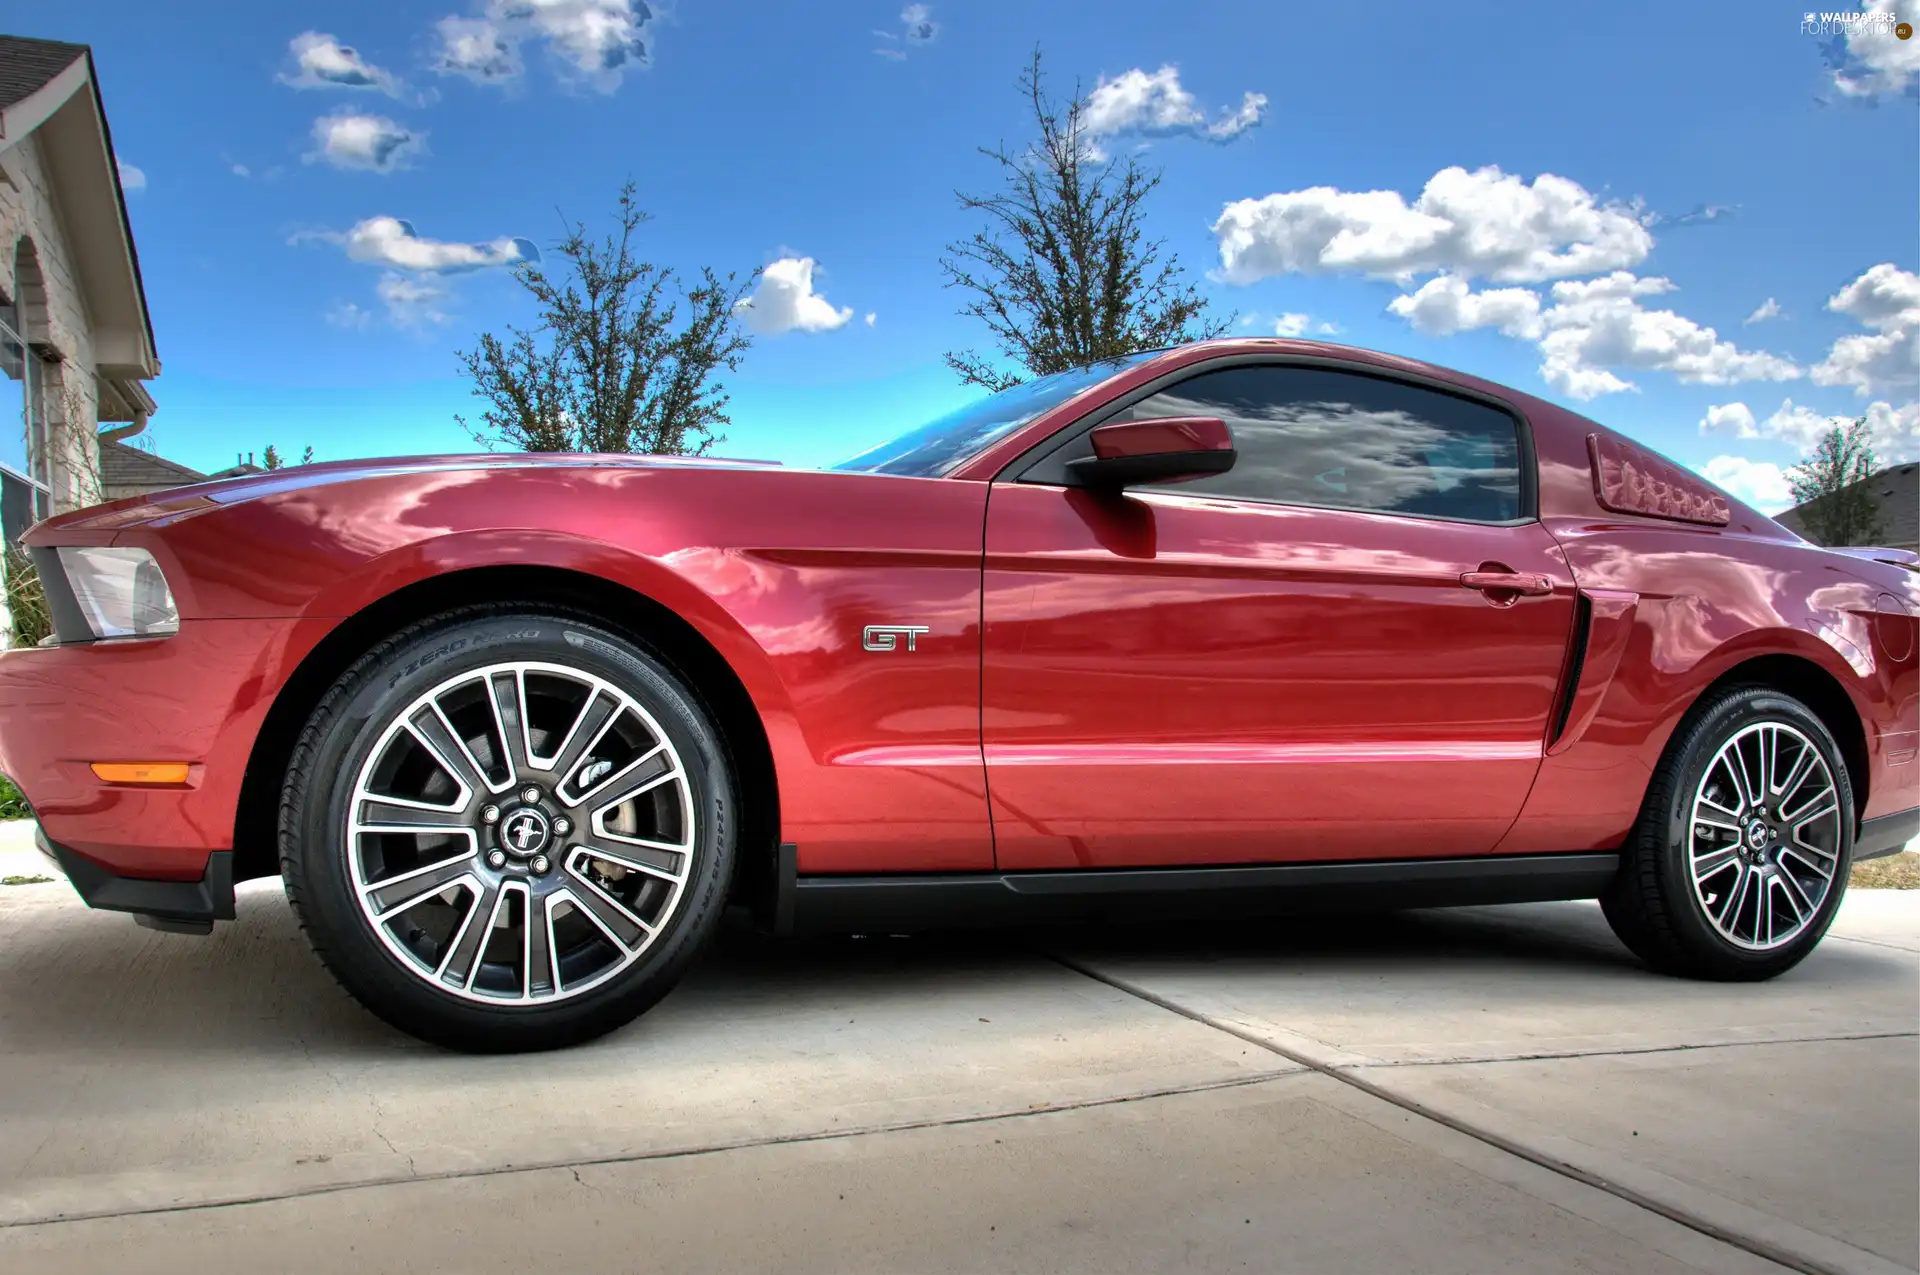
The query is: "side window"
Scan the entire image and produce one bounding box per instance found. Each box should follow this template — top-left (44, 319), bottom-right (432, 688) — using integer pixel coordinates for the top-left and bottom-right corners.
top-left (1116, 366), bottom-right (1525, 523)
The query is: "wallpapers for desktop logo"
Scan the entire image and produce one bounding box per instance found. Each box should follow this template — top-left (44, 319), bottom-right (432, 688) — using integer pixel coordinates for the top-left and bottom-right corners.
top-left (1800, 9), bottom-right (1911, 37)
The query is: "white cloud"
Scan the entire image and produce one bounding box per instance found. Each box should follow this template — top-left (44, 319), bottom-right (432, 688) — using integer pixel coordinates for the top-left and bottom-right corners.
top-left (1271, 312), bottom-right (1311, 337)
top-left (434, 0), bottom-right (653, 91)
top-left (1081, 65), bottom-right (1266, 149)
top-left (1700, 396), bottom-right (1920, 464)
top-left (1698, 402), bottom-right (1758, 437)
top-left (323, 216), bottom-right (537, 272)
top-left (308, 113), bottom-right (425, 172)
top-left (864, 311), bottom-right (877, 327)
top-left (1213, 165), bottom-right (1652, 287)
top-left (231, 162), bottom-right (251, 178)
top-left (1744, 297), bottom-right (1781, 324)
top-left (1532, 273), bottom-right (1801, 399)
top-left (1828, 1), bottom-right (1920, 97)
top-left (116, 159), bottom-right (145, 192)
top-left (434, 16), bottom-right (523, 82)
top-left (325, 301), bottom-right (373, 330)
top-left (282, 31), bottom-right (398, 93)
top-left (378, 272), bottom-right (453, 326)
top-left (1701, 456), bottom-right (1793, 513)
top-left (1864, 399), bottom-right (1920, 461)
top-left (1811, 262), bottom-right (1920, 396)
top-left (736, 257), bottom-right (854, 335)
top-left (1387, 275), bottom-right (1542, 338)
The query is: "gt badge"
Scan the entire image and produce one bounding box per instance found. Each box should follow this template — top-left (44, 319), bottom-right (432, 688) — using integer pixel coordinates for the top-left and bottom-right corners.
top-left (862, 625), bottom-right (930, 652)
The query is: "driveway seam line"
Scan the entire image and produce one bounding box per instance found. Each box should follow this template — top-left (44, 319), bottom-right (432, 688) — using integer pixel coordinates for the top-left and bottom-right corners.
top-left (0, 1067), bottom-right (1302, 1231)
top-left (1354, 1029), bottom-right (1918, 1069)
top-left (1046, 953), bottom-right (1859, 1275)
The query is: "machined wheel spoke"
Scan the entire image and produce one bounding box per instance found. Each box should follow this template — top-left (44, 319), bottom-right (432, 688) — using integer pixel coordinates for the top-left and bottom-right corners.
top-left (572, 744), bottom-right (673, 814)
top-left (437, 879), bottom-right (504, 989)
top-left (1692, 810), bottom-right (1743, 834)
top-left (410, 702), bottom-right (502, 797)
top-left (1716, 863), bottom-right (1750, 931)
top-left (1776, 869), bottom-right (1813, 921)
top-left (1727, 747), bottom-right (1761, 811)
top-left (1785, 795), bottom-right (1838, 831)
top-left (1773, 740), bottom-right (1815, 805)
top-left (561, 867), bottom-right (651, 949)
top-left (541, 690), bottom-right (619, 781)
top-left (1755, 728), bottom-right (1776, 807)
top-left (1759, 875), bottom-right (1778, 946)
top-left (1696, 793), bottom-right (1744, 822)
top-left (523, 888), bottom-right (559, 997)
top-left (365, 853), bottom-right (478, 919)
top-left (1781, 844), bottom-right (1836, 881)
top-left (1691, 845), bottom-right (1740, 882)
top-left (577, 838), bottom-right (687, 884)
top-left (487, 672), bottom-right (535, 784)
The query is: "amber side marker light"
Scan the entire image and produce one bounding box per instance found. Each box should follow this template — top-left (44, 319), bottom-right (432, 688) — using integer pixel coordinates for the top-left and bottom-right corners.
top-left (90, 763), bottom-right (192, 786)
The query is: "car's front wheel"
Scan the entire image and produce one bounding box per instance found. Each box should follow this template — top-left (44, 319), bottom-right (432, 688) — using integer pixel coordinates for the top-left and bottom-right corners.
top-left (280, 608), bottom-right (736, 1051)
top-left (1602, 685), bottom-right (1853, 981)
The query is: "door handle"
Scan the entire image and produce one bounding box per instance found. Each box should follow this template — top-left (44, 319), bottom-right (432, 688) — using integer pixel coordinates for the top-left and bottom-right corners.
top-left (1459, 570), bottom-right (1552, 597)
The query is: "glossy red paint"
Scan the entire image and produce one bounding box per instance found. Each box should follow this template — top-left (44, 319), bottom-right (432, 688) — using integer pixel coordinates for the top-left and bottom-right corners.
top-left (1087, 416), bottom-right (1232, 459)
top-left (0, 337), bottom-right (1912, 897)
top-left (980, 482), bottom-right (1577, 867)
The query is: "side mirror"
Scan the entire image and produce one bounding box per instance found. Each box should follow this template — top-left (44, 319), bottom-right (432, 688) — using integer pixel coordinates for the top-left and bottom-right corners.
top-left (1064, 417), bottom-right (1236, 489)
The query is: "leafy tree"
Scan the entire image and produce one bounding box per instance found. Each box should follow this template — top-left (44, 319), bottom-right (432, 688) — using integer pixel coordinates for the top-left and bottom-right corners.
top-left (1786, 417), bottom-right (1886, 546)
top-left (459, 183), bottom-right (756, 456)
top-left (940, 49), bottom-right (1230, 393)
top-left (260, 444), bottom-right (315, 470)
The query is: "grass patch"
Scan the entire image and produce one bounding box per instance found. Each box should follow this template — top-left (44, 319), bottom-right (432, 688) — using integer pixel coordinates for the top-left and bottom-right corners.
top-left (0, 775), bottom-right (28, 821)
top-left (1851, 854), bottom-right (1920, 890)
top-left (1, 875), bottom-right (54, 886)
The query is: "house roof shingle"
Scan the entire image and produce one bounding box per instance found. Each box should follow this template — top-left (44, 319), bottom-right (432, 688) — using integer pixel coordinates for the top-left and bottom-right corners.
top-left (99, 439), bottom-right (205, 491)
top-left (1777, 461), bottom-right (1920, 549)
top-left (0, 36), bottom-right (87, 113)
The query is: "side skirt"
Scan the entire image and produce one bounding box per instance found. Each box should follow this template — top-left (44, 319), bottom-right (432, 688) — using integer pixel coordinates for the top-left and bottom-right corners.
top-left (772, 848), bottom-right (1622, 938)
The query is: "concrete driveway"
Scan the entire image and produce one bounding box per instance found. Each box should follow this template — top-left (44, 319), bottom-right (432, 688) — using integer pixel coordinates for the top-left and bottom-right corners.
top-left (0, 823), bottom-right (1914, 1275)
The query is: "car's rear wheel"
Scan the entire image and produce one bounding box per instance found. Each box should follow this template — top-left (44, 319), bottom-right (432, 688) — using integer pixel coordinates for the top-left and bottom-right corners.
top-left (1602, 685), bottom-right (1852, 981)
top-left (280, 608), bottom-right (735, 1051)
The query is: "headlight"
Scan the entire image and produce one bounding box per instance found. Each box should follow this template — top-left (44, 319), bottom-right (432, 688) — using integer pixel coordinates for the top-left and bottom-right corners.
top-left (54, 547), bottom-right (179, 639)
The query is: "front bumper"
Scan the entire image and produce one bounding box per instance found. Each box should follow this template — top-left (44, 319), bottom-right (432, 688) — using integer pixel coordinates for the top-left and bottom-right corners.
top-left (0, 616), bottom-right (307, 882)
top-left (37, 825), bottom-right (234, 933)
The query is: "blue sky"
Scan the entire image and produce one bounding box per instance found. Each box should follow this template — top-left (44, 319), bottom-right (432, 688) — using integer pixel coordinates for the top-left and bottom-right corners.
top-left (40, 0), bottom-right (1920, 509)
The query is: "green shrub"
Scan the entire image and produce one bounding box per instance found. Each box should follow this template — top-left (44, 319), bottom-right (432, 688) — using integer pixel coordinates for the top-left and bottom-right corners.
top-left (0, 775), bottom-right (30, 821)
top-left (3, 544), bottom-right (52, 650)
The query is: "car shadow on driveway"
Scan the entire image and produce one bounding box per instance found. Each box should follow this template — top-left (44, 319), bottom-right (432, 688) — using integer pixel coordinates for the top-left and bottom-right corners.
top-left (1, 881), bottom-right (1909, 1061)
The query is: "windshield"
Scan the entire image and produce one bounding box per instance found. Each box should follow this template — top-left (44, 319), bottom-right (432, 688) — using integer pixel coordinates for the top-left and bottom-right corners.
top-left (833, 352), bottom-right (1163, 477)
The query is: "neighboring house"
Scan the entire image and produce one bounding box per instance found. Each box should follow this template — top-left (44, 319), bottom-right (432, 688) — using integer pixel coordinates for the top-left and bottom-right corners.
top-left (1776, 462), bottom-right (1920, 553)
top-left (97, 438), bottom-right (261, 502)
top-left (1, 33), bottom-right (158, 639)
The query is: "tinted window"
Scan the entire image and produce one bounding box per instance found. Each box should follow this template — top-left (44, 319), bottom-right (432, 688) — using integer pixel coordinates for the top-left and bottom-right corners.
top-left (1108, 366), bottom-right (1524, 522)
top-left (833, 351), bottom-right (1164, 478)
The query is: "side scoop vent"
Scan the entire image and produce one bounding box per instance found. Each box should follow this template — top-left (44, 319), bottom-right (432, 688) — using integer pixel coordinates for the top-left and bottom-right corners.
top-left (1587, 433), bottom-right (1731, 526)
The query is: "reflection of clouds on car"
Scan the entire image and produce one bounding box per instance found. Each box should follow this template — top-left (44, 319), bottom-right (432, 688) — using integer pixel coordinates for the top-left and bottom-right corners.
top-left (1123, 369), bottom-right (1522, 522)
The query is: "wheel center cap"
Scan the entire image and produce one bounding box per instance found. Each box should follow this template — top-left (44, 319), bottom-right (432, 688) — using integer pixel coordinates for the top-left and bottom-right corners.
top-left (499, 807), bottom-right (553, 858)
top-left (1744, 819), bottom-right (1770, 852)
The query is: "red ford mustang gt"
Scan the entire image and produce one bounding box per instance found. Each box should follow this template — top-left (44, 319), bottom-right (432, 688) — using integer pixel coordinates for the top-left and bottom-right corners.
top-left (3, 338), bottom-right (1915, 1052)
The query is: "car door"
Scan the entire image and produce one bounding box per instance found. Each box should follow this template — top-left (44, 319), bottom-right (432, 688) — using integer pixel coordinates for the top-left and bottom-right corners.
top-left (981, 359), bottom-right (1577, 870)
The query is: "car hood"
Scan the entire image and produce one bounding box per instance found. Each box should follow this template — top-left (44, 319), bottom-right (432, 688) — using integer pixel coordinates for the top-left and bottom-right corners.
top-left (28, 452), bottom-right (786, 538)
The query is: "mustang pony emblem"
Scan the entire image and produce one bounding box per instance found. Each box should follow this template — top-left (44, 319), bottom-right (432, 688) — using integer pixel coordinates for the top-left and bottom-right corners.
top-left (862, 624), bottom-right (931, 652)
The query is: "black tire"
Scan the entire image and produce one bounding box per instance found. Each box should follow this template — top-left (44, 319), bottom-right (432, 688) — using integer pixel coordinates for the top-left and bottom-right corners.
top-left (1602, 685), bottom-right (1853, 981)
top-left (279, 608), bottom-right (737, 1052)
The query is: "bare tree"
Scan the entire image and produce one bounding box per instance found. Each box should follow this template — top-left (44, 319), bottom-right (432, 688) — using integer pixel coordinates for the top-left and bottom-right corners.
top-left (1786, 417), bottom-right (1886, 546)
top-left (940, 49), bottom-right (1230, 392)
top-left (459, 183), bottom-right (756, 456)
